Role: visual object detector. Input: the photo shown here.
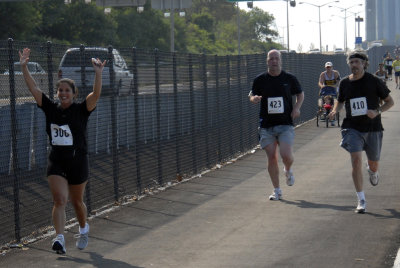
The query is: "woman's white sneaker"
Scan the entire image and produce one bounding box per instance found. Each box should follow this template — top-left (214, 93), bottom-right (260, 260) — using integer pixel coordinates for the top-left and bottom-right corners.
top-left (52, 235), bottom-right (66, 254)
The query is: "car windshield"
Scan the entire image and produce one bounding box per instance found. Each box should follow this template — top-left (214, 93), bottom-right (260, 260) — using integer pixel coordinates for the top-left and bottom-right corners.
top-left (61, 50), bottom-right (111, 67)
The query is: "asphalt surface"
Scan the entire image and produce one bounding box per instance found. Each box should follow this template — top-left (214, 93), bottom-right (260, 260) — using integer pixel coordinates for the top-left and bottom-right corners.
top-left (1, 79), bottom-right (400, 268)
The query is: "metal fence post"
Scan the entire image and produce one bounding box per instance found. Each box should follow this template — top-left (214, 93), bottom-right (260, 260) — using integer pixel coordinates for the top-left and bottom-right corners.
top-left (202, 54), bottom-right (210, 168)
top-left (214, 55), bottom-right (222, 163)
top-left (189, 54), bottom-right (197, 174)
top-left (172, 52), bottom-right (181, 176)
top-left (132, 47), bottom-right (142, 194)
top-left (79, 44), bottom-right (87, 97)
top-left (237, 55), bottom-right (243, 153)
top-left (226, 55), bottom-right (233, 156)
top-left (46, 41), bottom-right (54, 99)
top-left (246, 55), bottom-right (253, 149)
top-left (108, 45), bottom-right (119, 202)
top-left (155, 48), bottom-right (163, 185)
top-left (8, 38), bottom-right (21, 242)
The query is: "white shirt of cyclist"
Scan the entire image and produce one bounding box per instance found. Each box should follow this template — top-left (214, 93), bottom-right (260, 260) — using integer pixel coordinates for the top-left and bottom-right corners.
top-left (350, 97), bottom-right (367, 116)
top-left (267, 97), bottom-right (284, 114)
top-left (51, 123), bottom-right (73, 146)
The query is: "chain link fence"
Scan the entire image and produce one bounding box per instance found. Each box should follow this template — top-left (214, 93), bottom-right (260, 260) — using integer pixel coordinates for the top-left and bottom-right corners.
top-left (0, 39), bottom-right (390, 246)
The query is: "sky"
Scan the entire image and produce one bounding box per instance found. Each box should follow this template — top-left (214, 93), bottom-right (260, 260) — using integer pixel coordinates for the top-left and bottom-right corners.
top-left (238, 0), bottom-right (365, 52)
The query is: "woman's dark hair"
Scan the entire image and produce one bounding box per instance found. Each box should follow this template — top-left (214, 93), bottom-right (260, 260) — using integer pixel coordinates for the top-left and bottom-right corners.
top-left (56, 78), bottom-right (79, 98)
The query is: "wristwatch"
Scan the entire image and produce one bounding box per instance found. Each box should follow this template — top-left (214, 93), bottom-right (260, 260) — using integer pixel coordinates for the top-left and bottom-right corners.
top-left (248, 91), bottom-right (254, 98)
top-left (376, 107), bottom-right (382, 114)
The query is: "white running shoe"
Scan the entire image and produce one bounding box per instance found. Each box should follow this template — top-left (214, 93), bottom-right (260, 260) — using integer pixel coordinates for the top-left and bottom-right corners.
top-left (52, 235), bottom-right (66, 254)
top-left (284, 168), bottom-right (295, 186)
top-left (269, 189), bottom-right (282, 201)
top-left (355, 199), bottom-right (366, 214)
top-left (367, 168), bottom-right (379, 186)
top-left (75, 223), bottom-right (89, 250)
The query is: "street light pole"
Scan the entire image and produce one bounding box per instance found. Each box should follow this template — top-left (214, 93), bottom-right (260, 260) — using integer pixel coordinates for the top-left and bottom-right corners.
top-left (237, 2), bottom-right (241, 55)
top-left (318, 5), bottom-right (321, 52)
top-left (238, 0), bottom-right (295, 52)
top-left (170, 0), bottom-right (175, 52)
top-left (329, 3), bottom-right (363, 52)
top-left (299, 1), bottom-right (339, 52)
top-left (286, 0), bottom-right (289, 52)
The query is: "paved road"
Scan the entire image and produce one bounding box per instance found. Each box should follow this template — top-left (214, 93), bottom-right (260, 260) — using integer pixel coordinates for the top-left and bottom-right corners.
top-left (1, 80), bottom-right (400, 268)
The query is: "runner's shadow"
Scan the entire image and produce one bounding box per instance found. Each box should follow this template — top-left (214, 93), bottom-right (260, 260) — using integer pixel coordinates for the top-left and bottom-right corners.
top-left (281, 199), bottom-right (353, 211)
top-left (281, 200), bottom-right (400, 219)
top-left (366, 208), bottom-right (400, 219)
top-left (58, 251), bottom-right (143, 267)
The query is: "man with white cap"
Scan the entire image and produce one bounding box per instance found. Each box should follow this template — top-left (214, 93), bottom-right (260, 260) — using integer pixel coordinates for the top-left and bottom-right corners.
top-left (318, 61), bottom-right (341, 125)
top-left (318, 61), bottom-right (341, 97)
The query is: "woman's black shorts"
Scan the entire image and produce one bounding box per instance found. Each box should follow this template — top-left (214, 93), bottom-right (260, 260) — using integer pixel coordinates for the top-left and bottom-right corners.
top-left (47, 149), bottom-right (89, 185)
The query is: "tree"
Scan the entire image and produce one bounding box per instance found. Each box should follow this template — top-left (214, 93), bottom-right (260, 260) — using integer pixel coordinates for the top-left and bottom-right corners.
top-left (297, 43), bottom-right (303, 53)
top-left (114, 5), bottom-right (169, 50)
top-left (0, 2), bottom-right (41, 40)
top-left (35, 0), bottom-right (117, 45)
top-left (246, 7), bottom-right (277, 43)
top-left (0, 0), bottom-right (281, 55)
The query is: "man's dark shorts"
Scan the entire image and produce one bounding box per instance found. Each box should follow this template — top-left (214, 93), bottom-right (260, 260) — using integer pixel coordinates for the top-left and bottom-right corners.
top-left (340, 128), bottom-right (382, 161)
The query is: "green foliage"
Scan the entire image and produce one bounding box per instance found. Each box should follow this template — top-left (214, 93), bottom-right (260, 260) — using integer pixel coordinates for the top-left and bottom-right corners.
top-left (0, 2), bottom-right (41, 40)
top-left (114, 4), bottom-right (169, 50)
top-left (0, 0), bottom-right (282, 55)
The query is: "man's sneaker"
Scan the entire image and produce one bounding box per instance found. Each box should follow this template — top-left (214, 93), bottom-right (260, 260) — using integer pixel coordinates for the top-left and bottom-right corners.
top-left (367, 168), bottom-right (379, 186)
top-left (75, 232), bottom-right (89, 250)
top-left (269, 189), bottom-right (282, 201)
top-left (52, 235), bottom-right (66, 254)
top-left (284, 168), bottom-right (295, 186)
top-left (355, 199), bottom-right (366, 214)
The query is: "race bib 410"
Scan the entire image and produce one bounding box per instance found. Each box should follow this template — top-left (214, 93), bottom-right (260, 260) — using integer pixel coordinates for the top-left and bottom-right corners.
top-left (350, 97), bottom-right (367, 117)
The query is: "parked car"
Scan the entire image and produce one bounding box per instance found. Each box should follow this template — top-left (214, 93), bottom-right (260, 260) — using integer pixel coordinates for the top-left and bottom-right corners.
top-left (368, 42), bottom-right (383, 49)
top-left (308, 48), bottom-right (321, 54)
top-left (334, 48), bottom-right (345, 54)
top-left (4, 61), bottom-right (46, 75)
top-left (58, 47), bottom-right (133, 96)
top-left (279, 49), bottom-right (297, 54)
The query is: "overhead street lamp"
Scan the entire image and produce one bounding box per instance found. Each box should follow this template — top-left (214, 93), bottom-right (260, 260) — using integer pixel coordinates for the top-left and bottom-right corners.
top-left (347, 10), bottom-right (364, 48)
top-left (299, 1), bottom-right (339, 53)
top-left (237, 0), bottom-right (295, 54)
top-left (329, 3), bottom-right (363, 52)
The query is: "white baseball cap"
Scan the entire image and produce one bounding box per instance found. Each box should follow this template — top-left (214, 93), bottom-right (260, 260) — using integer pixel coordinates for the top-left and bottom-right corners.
top-left (325, 62), bottom-right (333, 67)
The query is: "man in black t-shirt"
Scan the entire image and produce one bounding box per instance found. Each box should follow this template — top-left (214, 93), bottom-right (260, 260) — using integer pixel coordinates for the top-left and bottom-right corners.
top-left (329, 51), bottom-right (394, 214)
top-left (249, 49), bottom-right (304, 201)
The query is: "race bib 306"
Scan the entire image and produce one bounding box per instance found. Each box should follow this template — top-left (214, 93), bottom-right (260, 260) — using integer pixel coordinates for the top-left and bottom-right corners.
top-left (51, 123), bottom-right (73, 146)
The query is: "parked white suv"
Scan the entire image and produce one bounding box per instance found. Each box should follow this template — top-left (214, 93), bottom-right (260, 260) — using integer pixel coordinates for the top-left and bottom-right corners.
top-left (58, 47), bottom-right (133, 96)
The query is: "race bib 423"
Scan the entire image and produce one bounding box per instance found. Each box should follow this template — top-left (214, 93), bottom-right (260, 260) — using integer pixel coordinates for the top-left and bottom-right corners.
top-left (267, 97), bottom-right (284, 114)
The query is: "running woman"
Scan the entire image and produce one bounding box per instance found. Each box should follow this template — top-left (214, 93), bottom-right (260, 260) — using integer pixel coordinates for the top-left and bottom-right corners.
top-left (20, 47), bottom-right (106, 254)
